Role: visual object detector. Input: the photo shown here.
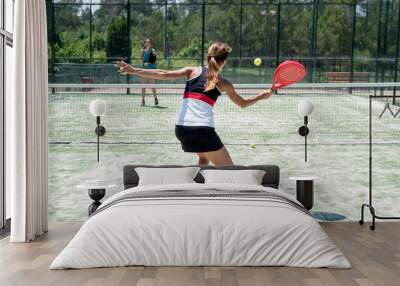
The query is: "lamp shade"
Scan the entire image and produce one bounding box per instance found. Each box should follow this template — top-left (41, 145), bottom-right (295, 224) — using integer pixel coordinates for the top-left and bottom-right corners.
top-left (89, 100), bottom-right (106, 117)
top-left (298, 100), bottom-right (314, 116)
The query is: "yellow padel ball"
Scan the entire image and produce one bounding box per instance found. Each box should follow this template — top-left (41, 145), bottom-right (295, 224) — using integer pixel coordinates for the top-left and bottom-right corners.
top-left (250, 144), bottom-right (257, 149)
top-left (254, 58), bottom-right (262, 66)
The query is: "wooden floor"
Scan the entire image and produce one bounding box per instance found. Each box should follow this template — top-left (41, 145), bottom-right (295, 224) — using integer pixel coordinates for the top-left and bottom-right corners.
top-left (0, 222), bottom-right (399, 286)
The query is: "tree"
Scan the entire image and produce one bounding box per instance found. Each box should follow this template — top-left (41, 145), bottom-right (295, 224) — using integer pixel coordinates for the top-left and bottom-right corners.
top-left (105, 16), bottom-right (129, 60)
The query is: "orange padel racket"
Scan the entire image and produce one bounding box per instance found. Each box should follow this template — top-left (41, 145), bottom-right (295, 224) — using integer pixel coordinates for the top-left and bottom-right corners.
top-left (271, 60), bottom-right (306, 92)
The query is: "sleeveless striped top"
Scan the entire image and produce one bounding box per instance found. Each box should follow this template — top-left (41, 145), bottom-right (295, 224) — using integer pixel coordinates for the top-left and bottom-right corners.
top-left (177, 67), bottom-right (222, 127)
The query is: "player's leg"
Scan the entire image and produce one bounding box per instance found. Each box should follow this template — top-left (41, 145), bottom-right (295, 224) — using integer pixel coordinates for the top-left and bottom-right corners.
top-left (150, 79), bottom-right (159, 106)
top-left (197, 153), bottom-right (210, 165)
top-left (203, 147), bottom-right (233, 166)
top-left (140, 77), bottom-right (147, 106)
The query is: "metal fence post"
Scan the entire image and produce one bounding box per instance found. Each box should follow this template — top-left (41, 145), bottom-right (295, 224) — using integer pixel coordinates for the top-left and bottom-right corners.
top-left (393, 0), bottom-right (400, 102)
top-left (381, 0), bottom-right (389, 83)
top-left (275, 0), bottom-right (281, 67)
top-left (310, 0), bottom-right (318, 82)
top-left (201, 0), bottom-right (205, 67)
top-left (349, 0), bottom-right (357, 94)
top-left (51, 0), bottom-right (56, 90)
top-left (89, 3), bottom-right (92, 61)
top-left (239, 0), bottom-right (243, 77)
top-left (164, 0), bottom-right (167, 60)
top-left (127, 0), bottom-right (131, 94)
top-left (374, 0), bottom-right (383, 85)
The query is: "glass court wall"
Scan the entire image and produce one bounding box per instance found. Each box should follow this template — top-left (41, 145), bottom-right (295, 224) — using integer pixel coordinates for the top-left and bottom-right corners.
top-left (46, 0), bottom-right (400, 84)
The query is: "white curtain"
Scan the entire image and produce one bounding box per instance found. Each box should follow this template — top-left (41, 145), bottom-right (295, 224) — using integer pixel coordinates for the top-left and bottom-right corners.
top-left (8, 0), bottom-right (48, 242)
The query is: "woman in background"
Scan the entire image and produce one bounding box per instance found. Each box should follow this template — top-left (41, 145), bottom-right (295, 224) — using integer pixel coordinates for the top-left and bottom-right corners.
top-left (140, 38), bottom-right (159, 106)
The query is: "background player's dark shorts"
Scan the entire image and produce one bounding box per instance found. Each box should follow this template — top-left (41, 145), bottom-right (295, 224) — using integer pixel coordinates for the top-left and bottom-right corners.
top-left (175, 125), bottom-right (224, 153)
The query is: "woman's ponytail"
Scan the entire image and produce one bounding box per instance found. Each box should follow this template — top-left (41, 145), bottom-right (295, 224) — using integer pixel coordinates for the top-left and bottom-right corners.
top-left (205, 56), bottom-right (220, 92)
top-left (204, 41), bottom-right (232, 92)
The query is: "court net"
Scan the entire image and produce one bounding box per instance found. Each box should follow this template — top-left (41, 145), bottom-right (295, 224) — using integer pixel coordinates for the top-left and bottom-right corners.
top-left (48, 82), bottom-right (400, 145)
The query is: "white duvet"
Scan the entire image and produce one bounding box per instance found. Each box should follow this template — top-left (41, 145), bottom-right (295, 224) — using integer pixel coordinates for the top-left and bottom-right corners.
top-left (50, 183), bottom-right (351, 269)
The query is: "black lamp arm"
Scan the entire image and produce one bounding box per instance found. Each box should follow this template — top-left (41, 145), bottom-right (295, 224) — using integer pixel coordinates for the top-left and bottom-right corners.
top-left (95, 116), bottom-right (106, 162)
top-left (298, 116), bottom-right (310, 163)
top-left (304, 116), bottom-right (308, 126)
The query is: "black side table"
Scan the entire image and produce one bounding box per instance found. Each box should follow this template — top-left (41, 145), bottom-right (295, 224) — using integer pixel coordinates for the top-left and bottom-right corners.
top-left (87, 188), bottom-right (105, 215)
top-left (78, 183), bottom-right (114, 215)
top-left (289, 176), bottom-right (319, 210)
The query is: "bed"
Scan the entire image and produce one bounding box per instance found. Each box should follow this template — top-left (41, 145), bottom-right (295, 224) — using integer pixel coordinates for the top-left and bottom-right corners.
top-left (50, 165), bottom-right (350, 269)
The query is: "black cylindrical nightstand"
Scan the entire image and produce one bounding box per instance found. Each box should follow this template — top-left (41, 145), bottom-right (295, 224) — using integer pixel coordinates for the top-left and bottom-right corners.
top-left (77, 182), bottom-right (116, 216)
top-left (289, 176), bottom-right (319, 210)
top-left (88, 188), bottom-right (106, 215)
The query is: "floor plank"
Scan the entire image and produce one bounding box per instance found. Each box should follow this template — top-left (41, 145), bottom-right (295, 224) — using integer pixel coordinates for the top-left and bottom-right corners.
top-left (0, 222), bottom-right (399, 286)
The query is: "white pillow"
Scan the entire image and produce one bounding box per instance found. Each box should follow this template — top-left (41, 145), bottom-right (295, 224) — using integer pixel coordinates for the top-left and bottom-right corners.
top-left (135, 167), bottom-right (200, 186)
top-left (200, 169), bottom-right (266, 185)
